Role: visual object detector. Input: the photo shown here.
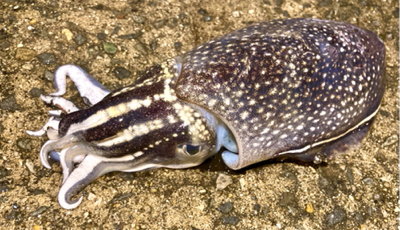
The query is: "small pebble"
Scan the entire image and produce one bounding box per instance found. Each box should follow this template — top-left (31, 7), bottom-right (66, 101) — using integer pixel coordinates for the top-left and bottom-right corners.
top-left (112, 26), bottom-right (121, 35)
top-left (222, 216), bottom-right (239, 225)
top-left (153, 19), bottom-right (167, 29)
top-left (74, 33), bottom-right (87, 46)
top-left (325, 207), bottom-right (346, 226)
top-left (113, 67), bottom-right (131, 80)
top-left (0, 182), bottom-right (10, 194)
top-left (385, 33), bottom-right (393, 41)
top-left (22, 63), bottom-right (33, 70)
top-left (346, 168), bottom-right (354, 185)
top-left (174, 42), bottom-right (182, 51)
top-left (204, 15), bottom-right (212, 22)
top-left (305, 203), bottom-right (314, 213)
top-left (217, 202), bottom-right (233, 213)
top-left (392, 8), bottom-right (399, 18)
top-left (97, 33), bottom-right (107, 40)
top-left (62, 29), bottom-right (73, 41)
top-left (382, 134), bottom-right (398, 147)
top-left (43, 70), bottom-right (54, 81)
top-left (29, 206), bottom-right (48, 217)
top-left (232, 11), bottom-right (240, 18)
top-left (0, 166), bottom-right (8, 178)
top-left (253, 204), bottom-right (261, 212)
top-left (36, 53), bottom-right (57, 65)
top-left (25, 159), bottom-right (36, 174)
top-left (1, 96), bottom-right (21, 111)
top-left (133, 15), bottom-right (146, 24)
top-left (134, 43), bottom-right (148, 55)
top-left (150, 40), bottom-right (158, 51)
top-left (88, 192), bottom-right (97, 201)
top-left (216, 173), bottom-right (232, 190)
top-left (362, 177), bottom-right (374, 186)
top-left (197, 8), bottom-right (208, 15)
top-left (118, 32), bottom-right (143, 40)
top-left (16, 138), bottom-right (33, 151)
top-left (239, 178), bottom-right (247, 190)
top-left (103, 42), bottom-right (117, 54)
top-left (29, 87), bottom-right (45, 97)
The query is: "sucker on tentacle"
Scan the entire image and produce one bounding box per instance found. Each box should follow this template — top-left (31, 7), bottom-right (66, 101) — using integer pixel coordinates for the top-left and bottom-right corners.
top-left (27, 18), bottom-right (385, 209)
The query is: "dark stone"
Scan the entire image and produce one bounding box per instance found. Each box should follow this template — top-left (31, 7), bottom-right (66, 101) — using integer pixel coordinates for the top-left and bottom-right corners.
top-left (36, 53), bottom-right (57, 65)
top-left (97, 33), bottom-right (107, 40)
top-left (4, 210), bottom-right (22, 221)
top-left (325, 207), bottom-right (346, 226)
top-left (43, 70), bottom-right (54, 81)
top-left (0, 167), bottom-right (8, 178)
top-left (174, 42), bottom-right (182, 51)
top-left (74, 33), bottom-right (87, 46)
top-left (379, 109), bottom-right (390, 117)
top-left (118, 32), bottom-right (143, 40)
top-left (29, 87), bottom-right (45, 97)
top-left (197, 8), bottom-right (208, 15)
top-left (113, 67), bottom-right (131, 80)
top-left (346, 168), bottom-right (354, 185)
top-left (217, 202), bottom-right (233, 213)
top-left (282, 11), bottom-right (290, 17)
top-left (153, 19), bottom-right (167, 29)
top-left (16, 138), bottom-right (33, 151)
top-left (253, 204), bottom-right (261, 211)
top-left (303, 3), bottom-right (311, 8)
top-left (375, 151), bottom-right (387, 163)
top-left (91, 4), bottom-right (104, 10)
top-left (0, 29), bottom-right (10, 40)
top-left (1, 96), bottom-right (21, 111)
top-left (28, 188), bottom-right (46, 195)
top-left (29, 206), bottom-right (48, 216)
top-left (0, 181), bottom-right (10, 194)
top-left (351, 211), bottom-right (366, 224)
top-left (222, 216), bottom-right (239, 225)
top-left (0, 40), bottom-right (10, 50)
top-left (393, 8), bottom-right (399, 18)
top-left (274, 0), bottom-right (284, 6)
top-left (12, 203), bottom-right (19, 209)
top-left (112, 26), bottom-right (121, 35)
top-left (150, 40), bottom-right (158, 51)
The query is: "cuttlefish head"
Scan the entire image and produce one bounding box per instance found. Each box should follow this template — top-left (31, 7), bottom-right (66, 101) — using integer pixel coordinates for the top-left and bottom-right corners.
top-left (39, 77), bottom-right (238, 209)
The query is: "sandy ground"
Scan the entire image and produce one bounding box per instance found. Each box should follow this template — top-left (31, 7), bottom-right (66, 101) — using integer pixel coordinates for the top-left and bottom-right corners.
top-left (0, 0), bottom-right (398, 229)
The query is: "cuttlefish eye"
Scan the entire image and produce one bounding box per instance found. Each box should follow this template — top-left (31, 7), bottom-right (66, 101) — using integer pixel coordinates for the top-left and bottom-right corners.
top-left (179, 144), bottom-right (202, 156)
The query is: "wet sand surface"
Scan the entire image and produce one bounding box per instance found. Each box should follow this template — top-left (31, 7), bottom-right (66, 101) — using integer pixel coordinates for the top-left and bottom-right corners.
top-left (0, 0), bottom-right (398, 229)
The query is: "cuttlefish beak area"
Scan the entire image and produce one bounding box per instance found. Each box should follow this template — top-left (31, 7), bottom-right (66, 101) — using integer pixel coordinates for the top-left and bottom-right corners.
top-left (39, 66), bottom-right (237, 209)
